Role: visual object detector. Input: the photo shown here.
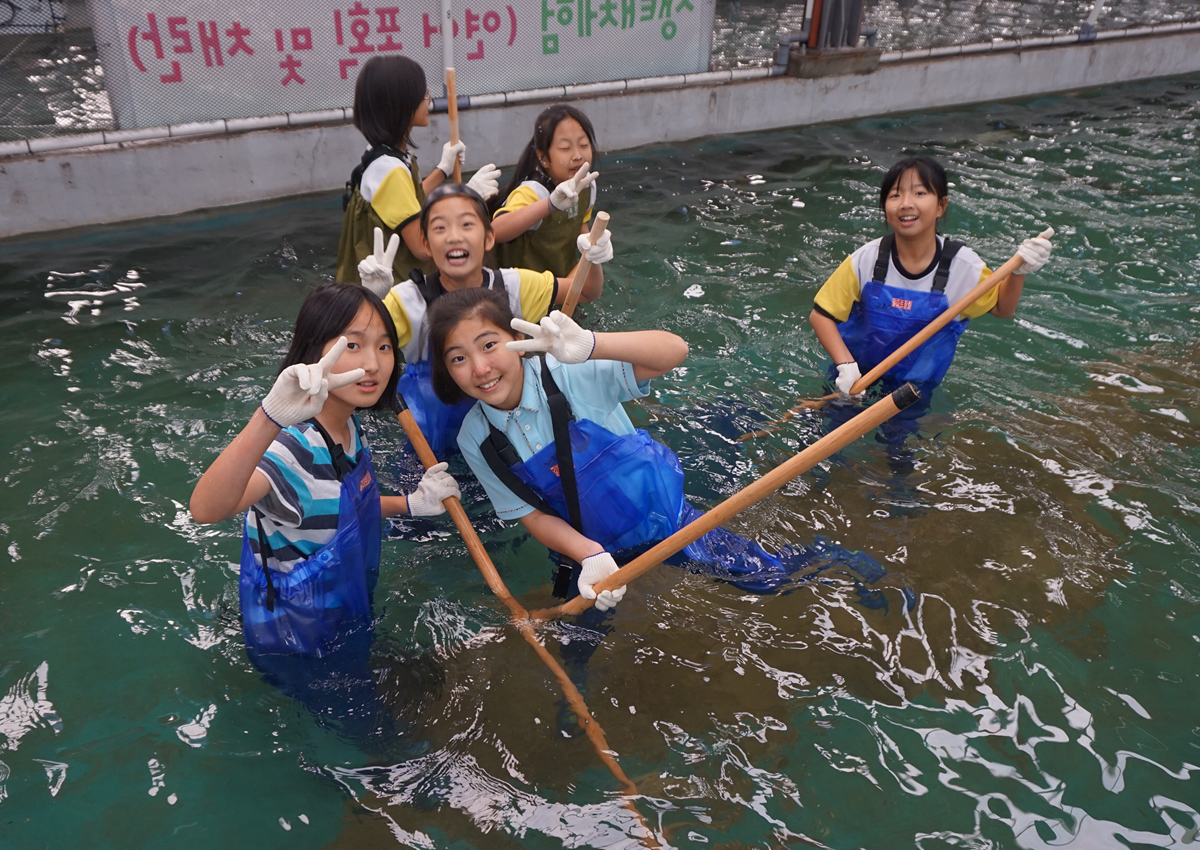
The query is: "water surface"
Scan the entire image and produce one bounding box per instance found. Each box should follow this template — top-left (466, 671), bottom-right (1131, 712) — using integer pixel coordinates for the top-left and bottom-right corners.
top-left (1, 75), bottom-right (1198, 848)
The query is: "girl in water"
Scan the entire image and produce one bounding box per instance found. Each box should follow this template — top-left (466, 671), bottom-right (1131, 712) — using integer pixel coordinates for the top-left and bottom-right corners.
top-left (190, 283), bottom-right (460, 745)
top-left (809, 155), bottom-right (1052, 401)
top-left (357, 182), bottom-right (612, 456)
top-left (336, 55), bottom-right (501, 283)
top-left (490, 105), bottom-right (603, 278)
top-left (428, 288), bottom-right (882, 609)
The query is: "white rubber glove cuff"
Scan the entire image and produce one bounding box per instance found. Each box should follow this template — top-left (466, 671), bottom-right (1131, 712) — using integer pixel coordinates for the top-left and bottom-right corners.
top-left (466, 163), bottom-right (501, 200)
top-left (407, 462), bottom-right (461, 517)
top-left (835, 361), bottom-right (862, 398)
top-left (437, 140), bottom-right (465, 177)
top-left (1014, 236), bottom-right (1052, 277)
top-left (578, 552), bottom-right (626, 612)
top-left (577, 230), bottom-right (613, 265)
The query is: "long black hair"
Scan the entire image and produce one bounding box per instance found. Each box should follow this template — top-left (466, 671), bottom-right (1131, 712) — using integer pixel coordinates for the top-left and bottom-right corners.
top-left (427, 288), bottom-right (516, 405)
top-left (489, 105), bottom-right (599, 214)
top-left (353, 55), bottom-right (426, 150)
top-left (280, 283), bottom-right (401, 411)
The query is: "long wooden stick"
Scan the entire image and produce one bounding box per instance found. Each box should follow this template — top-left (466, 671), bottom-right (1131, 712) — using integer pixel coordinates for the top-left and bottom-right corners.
top-left (394, 404), bottom-right (658, 846)
top-left (445, 67), bottom-right (463, 184)
top-left (738, 227), bottom-right (1054, 439)
top-left (560, 212), bottom-right (610, 318)
top-left (530, 383), bottom-right (921, 620)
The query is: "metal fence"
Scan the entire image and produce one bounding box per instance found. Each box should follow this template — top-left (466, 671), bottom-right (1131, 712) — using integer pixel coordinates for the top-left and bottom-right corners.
top-left (1, 0), bottom-right (1195, 141)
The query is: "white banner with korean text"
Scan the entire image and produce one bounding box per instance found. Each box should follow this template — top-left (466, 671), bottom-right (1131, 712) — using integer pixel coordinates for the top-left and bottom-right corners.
top-left (86, 0), bottom-right (715, 129)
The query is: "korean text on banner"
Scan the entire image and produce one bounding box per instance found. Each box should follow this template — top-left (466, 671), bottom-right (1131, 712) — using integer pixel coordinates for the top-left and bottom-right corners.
top-left (87, 0), bottom-right (717, 129)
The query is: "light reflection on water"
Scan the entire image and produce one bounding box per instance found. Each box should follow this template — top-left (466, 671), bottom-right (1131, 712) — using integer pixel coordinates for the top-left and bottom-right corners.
top-left (1, 76), bottom-right (1200, 847)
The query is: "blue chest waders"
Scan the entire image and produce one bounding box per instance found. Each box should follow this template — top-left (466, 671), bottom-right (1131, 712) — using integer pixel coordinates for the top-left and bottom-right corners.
top-left (239, 418), bottom-right (381, 658)
top-left (837, 233), bottom-right (967, 389)
top-left (477, 359), bottom-right (856, 595)
top-left (398, 267), bottom-right (506, 457)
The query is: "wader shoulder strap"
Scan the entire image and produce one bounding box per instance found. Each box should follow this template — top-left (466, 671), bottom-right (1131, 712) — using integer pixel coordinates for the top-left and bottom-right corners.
top-left (932, 239), bottom-right (964, 293)
top-left (409, 268), bottom-right (444, 305)
top-left (252, 509), bottom-right (277, 612)
top-left (479, 425), bottom-right (556, 518)
top-left (306, 419), bottom-right (356, 481)
top-left (408, 267), bottom-right (500, 306)
top-left (343, 143), bottom-right (407, 211)
top-left (542, 359), bottom-right (582, 533)
top-left (474, 358), bottom-right (583, 598)
top-left (872, 233), bottom-right (895, 283)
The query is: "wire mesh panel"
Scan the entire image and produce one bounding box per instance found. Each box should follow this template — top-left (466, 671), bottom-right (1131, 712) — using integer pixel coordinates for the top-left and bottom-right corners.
top-left (1, 0), bottom-right (1195, 141)
top-left (84, 0), bottom-right (716, 129)
top-left (0, 0), bottom-right (66, 32)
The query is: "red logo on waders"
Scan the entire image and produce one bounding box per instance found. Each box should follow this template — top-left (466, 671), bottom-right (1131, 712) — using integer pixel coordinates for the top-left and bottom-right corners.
top-left (891, 297), bottom-right (913, 310)
top-left (359, 472), bottom-right (372, 491)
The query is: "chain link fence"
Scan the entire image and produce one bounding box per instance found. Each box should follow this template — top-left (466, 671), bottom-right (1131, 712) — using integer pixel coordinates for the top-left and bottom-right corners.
top-left (1, 0), bottom-right (1194, 141)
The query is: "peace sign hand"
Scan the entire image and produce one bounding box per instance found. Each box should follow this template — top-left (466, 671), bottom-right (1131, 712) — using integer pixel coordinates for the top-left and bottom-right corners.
top-left (357, 227), bottom-right (400, 298)
top-left (549, 162), bottom-right (599, 211)
top-left (260, 337), bottom-right (366, 428)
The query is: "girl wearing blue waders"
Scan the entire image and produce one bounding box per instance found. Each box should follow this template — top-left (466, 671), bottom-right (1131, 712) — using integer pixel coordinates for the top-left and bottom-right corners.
top-left (336, 54), bottom-right (501, 284)
top-left (190, 283), bottom-right (460, 748)
top-left (809, 156), bottom-right (1053, 423)
top-left (489, 105), bottom-right (602, 278)
top-left (356, 183), bottom-right (612, 457)
top-left (428, 288), bottom-right (884, 611)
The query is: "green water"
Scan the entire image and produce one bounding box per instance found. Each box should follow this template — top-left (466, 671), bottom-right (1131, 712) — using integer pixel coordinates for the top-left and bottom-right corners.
top-left (2, 75), bottom-right (1199, 849)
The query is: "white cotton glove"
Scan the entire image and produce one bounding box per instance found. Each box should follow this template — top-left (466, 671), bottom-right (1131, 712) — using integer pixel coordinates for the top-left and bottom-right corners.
top-left (357, 227), bottom-right (400, 298)
top-left (261, 337), bottom-right (365, 428)
top-left (1014, 236), bottom-right (1053, 277)
top-left (466, 163), bottom-right (501, 200)
top-left (578, 552), bottom-right (626, 612)
top-left (576, 230), bottom-right (613, 265)
top-left (835, 361), bottom-right (863, 399)
top-left (406, 461), bottom-right (461, 516)
top-left (437, 140), bottom-right (466, 177)
top-left (550, 162), bottom-right (599, 211)
top-left (507, 311), bottom-right (596, 363)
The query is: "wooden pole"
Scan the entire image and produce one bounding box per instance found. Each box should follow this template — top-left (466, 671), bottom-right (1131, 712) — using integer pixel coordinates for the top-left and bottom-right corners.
top-left (530, 382), bottom-right (921, 620)
top-left (394, 404), bottom-right (659, 847)
top-left (559, 212), bottom-right (610, 318)
top-left (445, 67), bottom-right (463, 184)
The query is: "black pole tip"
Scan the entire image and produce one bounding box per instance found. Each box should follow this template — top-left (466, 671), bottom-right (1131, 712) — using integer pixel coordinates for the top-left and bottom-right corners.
top-left (891, 382), bottom-right (921, 410)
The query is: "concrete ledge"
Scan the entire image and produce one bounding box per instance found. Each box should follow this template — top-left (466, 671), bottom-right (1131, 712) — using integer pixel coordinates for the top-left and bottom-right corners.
top-left (3, 27), bottom-right (1200, 239)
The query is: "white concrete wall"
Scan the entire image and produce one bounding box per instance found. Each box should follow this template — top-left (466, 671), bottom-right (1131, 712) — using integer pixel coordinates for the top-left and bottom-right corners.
top-left (2, 29), bottom-right (1199, 240)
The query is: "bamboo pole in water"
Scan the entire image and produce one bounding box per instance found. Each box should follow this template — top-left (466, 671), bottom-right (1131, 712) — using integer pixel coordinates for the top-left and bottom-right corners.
top-left (395, 401), bottom-right (660, 848)
top-left (529, 383), bottom-right (921, 620)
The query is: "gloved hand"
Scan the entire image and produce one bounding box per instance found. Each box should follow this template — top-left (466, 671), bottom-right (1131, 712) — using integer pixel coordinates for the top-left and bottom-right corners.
top-left (550, 162), bottom-right (599, 211)
top-left (578, 551), bottom-right (626, 612)
top-left (437, 140), bottom-right (466, 177)
top-left (576, 229), bottom-right (613, 265)
top-left (466, 163), bottom-right (501, 200)
top-left (507, 311), bottom-right (595, 363)
top-left (407, 461), bottom-right (461, 516)
top-left (835, 361), bottom-right (863, 399)
top-left (357, 227), bottom-right (400, 298)
top-left (1014, 236), bottom-right (1052, 276)
top-left (261, 337), bottom-right (365, 428)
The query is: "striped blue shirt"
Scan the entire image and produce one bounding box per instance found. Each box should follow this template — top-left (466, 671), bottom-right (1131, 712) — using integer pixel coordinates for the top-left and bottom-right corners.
top-left (244, 417), bottom-right (363, 574)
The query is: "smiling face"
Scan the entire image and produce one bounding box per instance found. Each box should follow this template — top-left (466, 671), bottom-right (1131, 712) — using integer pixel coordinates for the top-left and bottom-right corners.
top-left (321, 302), bottom-right (395, 412)
top-left (538, 117), bottom-right (593, 186)
top-left (442, 315), bottom-right (524, 411)
top-left (884, 167), bottom-right (949, 244)
top-left (421, 194), bottom-right (495, 290)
